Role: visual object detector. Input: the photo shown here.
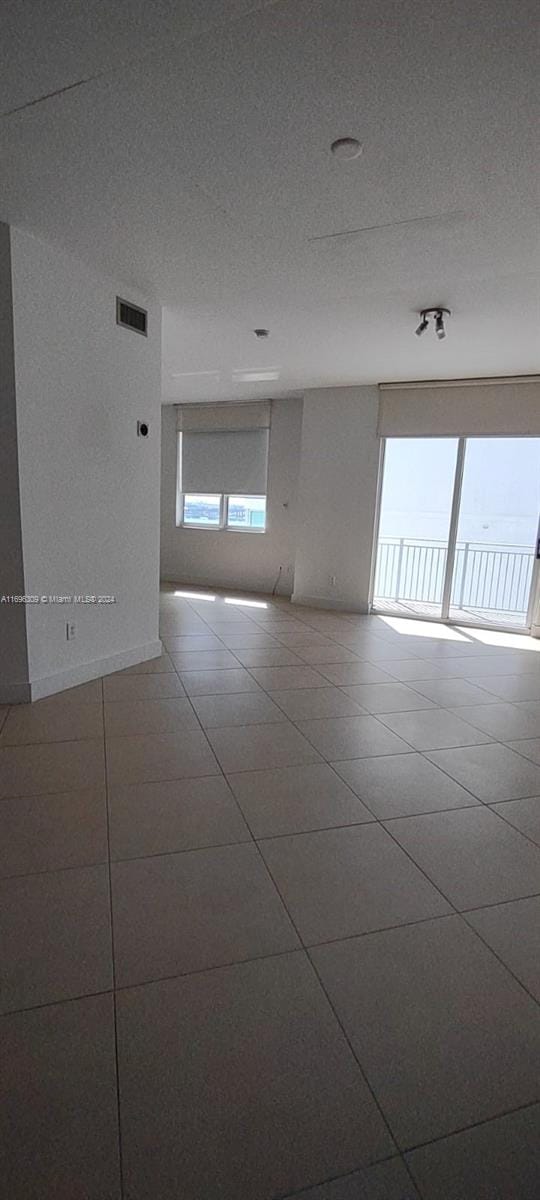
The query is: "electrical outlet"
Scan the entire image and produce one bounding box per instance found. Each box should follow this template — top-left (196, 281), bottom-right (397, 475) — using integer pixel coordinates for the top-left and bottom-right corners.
top-left (66, 621), bottom-right (76, 641)
top-left (330, 575), bottom-right (337, 587)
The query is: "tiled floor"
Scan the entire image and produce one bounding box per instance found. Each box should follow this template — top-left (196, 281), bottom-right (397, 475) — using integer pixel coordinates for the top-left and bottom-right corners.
top-left (2, 586), bottom-right (540, 1199)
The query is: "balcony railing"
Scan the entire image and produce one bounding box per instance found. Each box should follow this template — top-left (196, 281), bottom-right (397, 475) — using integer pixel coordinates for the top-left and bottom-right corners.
top-left (374, 537), bottom-right (535, 616)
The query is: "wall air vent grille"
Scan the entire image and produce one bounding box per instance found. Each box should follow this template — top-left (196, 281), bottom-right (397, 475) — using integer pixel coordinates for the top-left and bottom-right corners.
top-left (116, 297), bottom-right (147, 336)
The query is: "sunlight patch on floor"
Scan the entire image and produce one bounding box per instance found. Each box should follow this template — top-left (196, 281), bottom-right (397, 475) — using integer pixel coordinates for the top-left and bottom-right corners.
top-left (459, 627), bottom-right (540, 651)
top-left (378, 616), bottom-right (469, 641)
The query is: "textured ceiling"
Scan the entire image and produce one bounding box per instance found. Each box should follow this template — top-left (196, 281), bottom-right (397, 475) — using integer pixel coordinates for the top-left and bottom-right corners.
top-left (1, 0), bottom-right (538, 401)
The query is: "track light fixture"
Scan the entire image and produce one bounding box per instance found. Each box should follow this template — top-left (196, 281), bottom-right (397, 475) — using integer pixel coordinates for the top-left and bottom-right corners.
top-left (415, 307), bottom-right (451, 339)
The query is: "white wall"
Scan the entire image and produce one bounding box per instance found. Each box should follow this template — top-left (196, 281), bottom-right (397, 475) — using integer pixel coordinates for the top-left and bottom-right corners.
top-left (160, 398), bottom-right (303, 596)
top-left (0, 224), bottom-right (29, 701)
top-left (293, 386), bottom-right (380, 612)
top-left (9, 227), bottom-right (162, 696)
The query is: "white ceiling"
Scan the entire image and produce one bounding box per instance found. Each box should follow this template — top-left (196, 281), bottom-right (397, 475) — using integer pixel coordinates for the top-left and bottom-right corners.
top-left (1, 0), bottom-right (538, 402)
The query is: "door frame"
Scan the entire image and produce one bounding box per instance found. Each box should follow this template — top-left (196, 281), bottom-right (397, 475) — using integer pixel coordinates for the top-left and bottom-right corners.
top-left (525, 510), bottom-right (540, 630)
top-left (440, 437), bottom-right (466, 620)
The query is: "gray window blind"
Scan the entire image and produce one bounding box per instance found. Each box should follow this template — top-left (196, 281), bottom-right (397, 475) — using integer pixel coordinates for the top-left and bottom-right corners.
top-left (181, 428), bottom-right (269, 493)
top-left (177, 402), bottom-right (270, 494)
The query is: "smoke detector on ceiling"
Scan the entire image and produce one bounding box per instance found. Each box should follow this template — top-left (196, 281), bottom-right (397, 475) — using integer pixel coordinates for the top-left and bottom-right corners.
top-left (330, 137), bottom-right (363, 160)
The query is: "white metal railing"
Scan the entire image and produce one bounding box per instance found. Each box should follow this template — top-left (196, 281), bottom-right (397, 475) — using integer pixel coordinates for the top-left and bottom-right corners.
top-left (374, 537), bottom-right (535, 615)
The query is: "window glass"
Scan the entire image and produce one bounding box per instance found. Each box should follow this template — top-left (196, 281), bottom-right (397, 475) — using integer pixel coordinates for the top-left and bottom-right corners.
top-left (183, 494), bottom-right (221, 526)
top-left (374, 438), bottom-right (458, 617)
top-left (449, 437), bottom-right (540, 626)
top-left (226, 495), bottom-right (266, 530)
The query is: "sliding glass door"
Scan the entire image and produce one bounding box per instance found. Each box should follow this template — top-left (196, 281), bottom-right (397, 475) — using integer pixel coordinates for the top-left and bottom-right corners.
top-left (373, 436), bottom-right (540, 631)
top-left (373, 438), bottom-right (460, 619)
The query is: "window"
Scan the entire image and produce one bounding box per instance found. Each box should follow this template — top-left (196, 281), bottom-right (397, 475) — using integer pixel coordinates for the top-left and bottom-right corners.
top-left (176, 402), bottom-right (270, 534)
top-left (182, 493), bottom-right (222, 528)
top-left (180, 493), bottom-right (266, 532)
top-left (226, 495), bottom-right (266, 530)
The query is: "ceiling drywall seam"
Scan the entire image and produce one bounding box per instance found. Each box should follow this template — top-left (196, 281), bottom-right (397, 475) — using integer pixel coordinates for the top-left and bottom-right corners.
top-left (0, 0), bottom-right (287, 120)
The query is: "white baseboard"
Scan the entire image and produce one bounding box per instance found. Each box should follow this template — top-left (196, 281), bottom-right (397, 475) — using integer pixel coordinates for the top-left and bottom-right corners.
top-left (0, 680), bottom-right (32, 704)
top-left (25, 640), bottom-right (163, 703)
top-left (291, 592), bottom-right (369, 614)
top-left (160, 573), bottom-right (293, 598)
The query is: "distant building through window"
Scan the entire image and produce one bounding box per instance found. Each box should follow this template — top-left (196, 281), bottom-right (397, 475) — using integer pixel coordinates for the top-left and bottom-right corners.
top-left (181, 493), bottom-right (266, 532)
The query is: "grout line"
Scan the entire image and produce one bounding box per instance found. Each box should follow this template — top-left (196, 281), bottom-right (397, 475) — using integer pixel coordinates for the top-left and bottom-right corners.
top-left (412, 750), bottom-right (497, 807)
top-left (304, 950), bottom-right (401, 1158)
top-left (111, 835), bottom-right (253, 866)
top-left (256, 803), bottom-right (488, 842)
top-left (0, 986), bottom-right (114, 1019)
top-left (302, 895), bottom-right (540, 948)
top-left (303, 911), bottom-right (458, 952)
top-left (168, 673), bottom-right (259, 862)
top-left (226, 750), bottom-right (403, 1161)
top-left (401, 1097), bottom-right (540, 1157)
top-left (458, 908), bottom-right (540, 1009)
top-left (485, 801), bottom-right (540, 851)
top-left (270, 1153), bottom-right (408, 1200)
top-left (378, 820), bottom-right (540, 1008)
top-left (0, 857), bottom-right (109, 882)
top-left (0, 731), bottom-right (104, 750)
top-left (112, 948), bottom-right (307, 998)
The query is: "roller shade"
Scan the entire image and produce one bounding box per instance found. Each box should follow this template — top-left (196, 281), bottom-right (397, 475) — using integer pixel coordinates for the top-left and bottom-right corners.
top-left (181, 428), bottom-right (269, 493)
top-left (177, 402), bottom-right (270, 494)
top-left (378, 378), bottom-right (540, 438)
top-left (177, 401), bottom-right (270, 433)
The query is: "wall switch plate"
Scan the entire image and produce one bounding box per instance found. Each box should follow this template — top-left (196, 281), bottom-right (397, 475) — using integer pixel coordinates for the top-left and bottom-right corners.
top-left (66, 621), bottom-right (76, 641)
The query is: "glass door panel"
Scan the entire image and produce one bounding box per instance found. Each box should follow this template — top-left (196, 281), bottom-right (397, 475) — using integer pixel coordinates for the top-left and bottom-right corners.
top-left (449, 438), bottom-right (540, 629)
top-left (373, 438), bottom-right (460, 618)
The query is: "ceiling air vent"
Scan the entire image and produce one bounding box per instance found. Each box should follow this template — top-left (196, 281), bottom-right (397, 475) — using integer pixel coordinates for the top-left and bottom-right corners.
top-left (116, 297), bottom-right (148, 336)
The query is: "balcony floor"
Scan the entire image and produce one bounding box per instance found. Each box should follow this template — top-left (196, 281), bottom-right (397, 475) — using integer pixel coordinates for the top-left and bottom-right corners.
top-left (373, 597), bottom-right (529, 630)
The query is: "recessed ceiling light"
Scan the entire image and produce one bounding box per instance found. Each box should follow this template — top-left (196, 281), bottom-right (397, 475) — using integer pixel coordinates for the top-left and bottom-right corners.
top-left (233, 369), bottom-right (280, 383)
top-left (331, 137), bottom-right (363, 160)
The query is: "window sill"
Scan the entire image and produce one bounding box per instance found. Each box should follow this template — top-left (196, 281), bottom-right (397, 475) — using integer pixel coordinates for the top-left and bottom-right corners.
top-left (225, 526), bottom-right (267, 534)
top-left (178, 523), bottom-right (267, 534)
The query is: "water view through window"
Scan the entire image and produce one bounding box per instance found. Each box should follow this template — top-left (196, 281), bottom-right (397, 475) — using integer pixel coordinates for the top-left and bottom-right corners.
top-left (182, 494), bottom-right (267, 530)
top-left (227, 496), bottom-right (266, 530)
top-left (374, 437), bottom-right (540, 628)
top-left (183, 494), bottom-right (221, 526)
